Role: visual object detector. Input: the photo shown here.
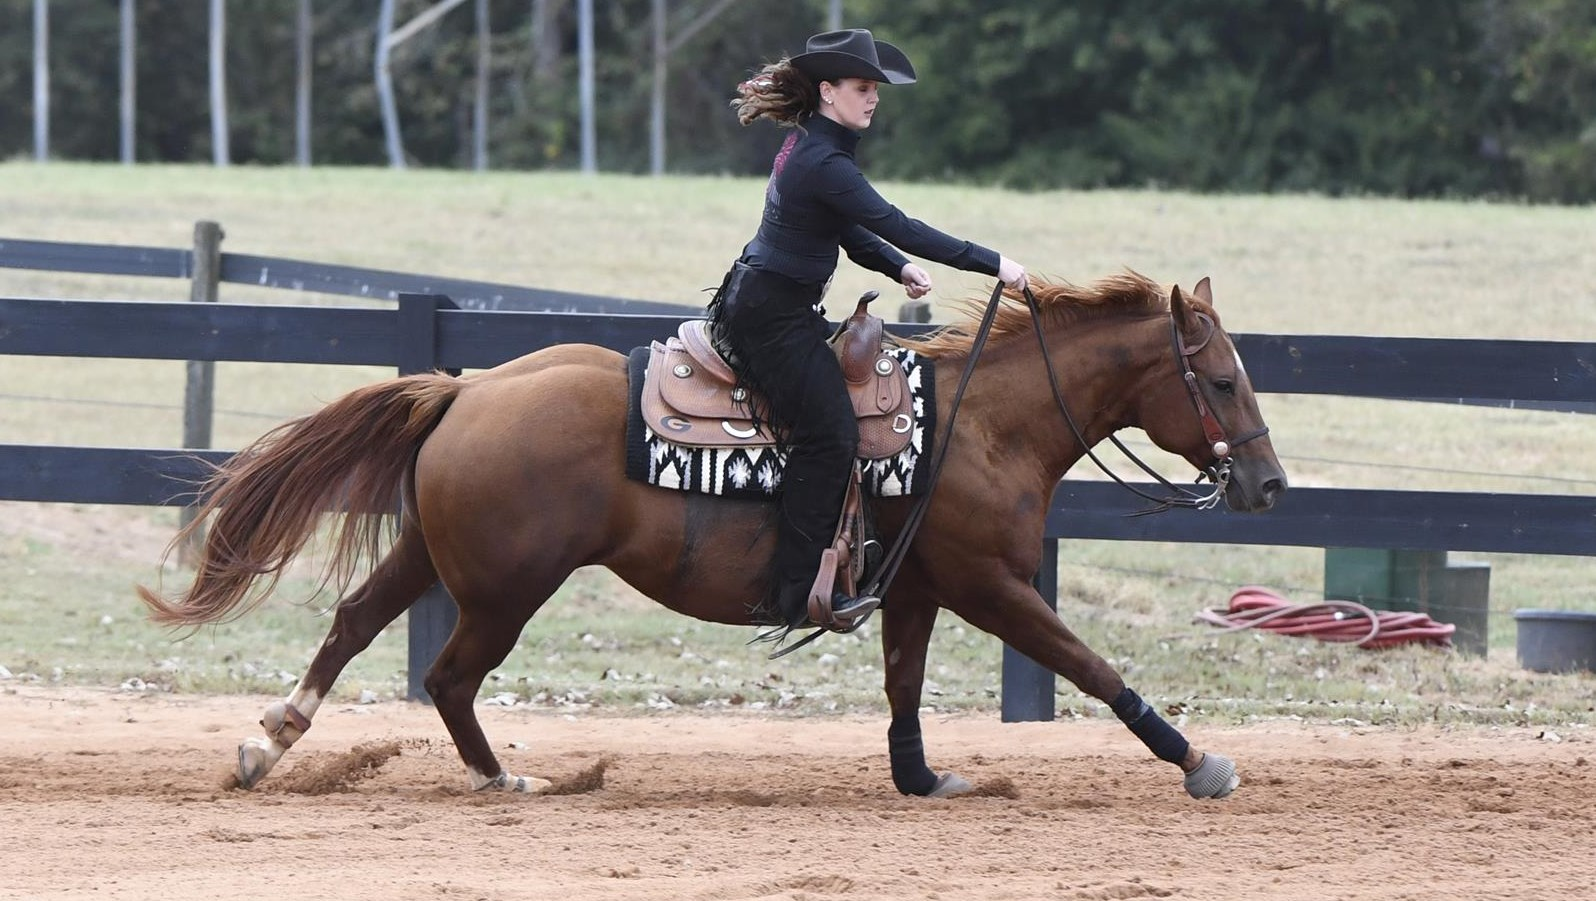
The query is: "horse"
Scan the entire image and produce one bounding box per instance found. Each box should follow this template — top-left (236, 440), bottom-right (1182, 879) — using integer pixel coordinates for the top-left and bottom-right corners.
top-left (138, 271), bottom-right (1287, 800)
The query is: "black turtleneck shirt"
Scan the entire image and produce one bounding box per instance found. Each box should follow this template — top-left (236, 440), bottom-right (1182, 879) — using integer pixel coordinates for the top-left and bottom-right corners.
top-left (739, 115), bottom-right (1001, 287)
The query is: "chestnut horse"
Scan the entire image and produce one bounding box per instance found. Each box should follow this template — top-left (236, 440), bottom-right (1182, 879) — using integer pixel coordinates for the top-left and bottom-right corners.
top-left (140, 272), bottom-right (1286, 800)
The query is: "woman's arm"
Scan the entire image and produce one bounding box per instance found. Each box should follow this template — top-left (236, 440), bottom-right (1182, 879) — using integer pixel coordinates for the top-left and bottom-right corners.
top-left (839, 224), bottom-right (911, 280)
top-left (816, 155), bottom-right (1000, 276)
top-left (840, 225), bottom-right (939, 298)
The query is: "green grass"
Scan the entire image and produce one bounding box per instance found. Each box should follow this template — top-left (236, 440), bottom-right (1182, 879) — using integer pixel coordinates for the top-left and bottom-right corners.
top-left (0, 512), bottom-right (399, 696)
top-left (0, 162), bottom-right (1592, 725)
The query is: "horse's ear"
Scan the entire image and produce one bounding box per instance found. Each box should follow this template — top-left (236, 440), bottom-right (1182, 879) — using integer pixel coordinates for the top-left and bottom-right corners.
top-left (1170, 284), bottom-right (1203, 340)
top-left (1193, 276), bottom-right (1214, 306)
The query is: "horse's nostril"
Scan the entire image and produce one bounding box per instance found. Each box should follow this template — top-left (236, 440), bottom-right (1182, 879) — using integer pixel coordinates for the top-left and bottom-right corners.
top-left (1263, 477), bottom-right (1286, 498)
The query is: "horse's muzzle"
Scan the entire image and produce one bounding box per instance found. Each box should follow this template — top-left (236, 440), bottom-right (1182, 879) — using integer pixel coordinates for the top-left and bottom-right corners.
top-left (1225, 465), bottom-right (1288, 513)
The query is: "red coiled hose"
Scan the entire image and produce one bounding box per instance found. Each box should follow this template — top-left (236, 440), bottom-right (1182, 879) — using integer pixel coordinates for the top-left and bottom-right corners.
top-left (1195, 586), bottom-right (1456, 649)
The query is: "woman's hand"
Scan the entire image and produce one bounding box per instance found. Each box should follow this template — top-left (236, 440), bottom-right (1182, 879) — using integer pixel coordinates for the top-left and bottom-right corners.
top-left (900, 263), bottom-right (933, 299)
top-left (998, 256), bottom-right (1028, 290)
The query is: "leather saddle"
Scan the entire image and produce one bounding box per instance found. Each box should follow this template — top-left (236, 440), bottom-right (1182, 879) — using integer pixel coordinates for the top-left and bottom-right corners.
top-left (640, 291), bottom-right (915, 459)
top-left (640, 290), bottom-right (907, 636)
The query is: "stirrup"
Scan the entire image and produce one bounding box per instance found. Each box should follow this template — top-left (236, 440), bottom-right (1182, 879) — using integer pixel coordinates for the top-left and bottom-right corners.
top-left (806, 580), bottom-right (879, 633)
top-left (821, 591), bottom-right (880, 633)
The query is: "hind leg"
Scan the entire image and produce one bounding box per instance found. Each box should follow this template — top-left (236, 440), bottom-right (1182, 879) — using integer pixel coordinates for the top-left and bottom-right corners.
top-left (423, 587), bottom-right (555, 793)
top-left (237, 524), bottom-right (438, 789)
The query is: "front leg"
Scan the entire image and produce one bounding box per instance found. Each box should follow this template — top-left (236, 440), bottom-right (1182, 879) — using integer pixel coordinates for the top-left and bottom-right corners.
top-left (950, 567), bottom-right (1239, 800)
top-left (879, 591), bottom-right (972, 798)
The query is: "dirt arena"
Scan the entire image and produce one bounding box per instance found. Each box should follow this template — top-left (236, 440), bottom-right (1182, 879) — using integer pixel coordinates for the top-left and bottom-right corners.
top-left (2, 685), bottom-right (1592, 900)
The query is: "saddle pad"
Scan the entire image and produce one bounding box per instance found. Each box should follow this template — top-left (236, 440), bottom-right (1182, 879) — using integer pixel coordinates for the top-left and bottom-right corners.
top-left (624, 346), bottom-right (937, 499)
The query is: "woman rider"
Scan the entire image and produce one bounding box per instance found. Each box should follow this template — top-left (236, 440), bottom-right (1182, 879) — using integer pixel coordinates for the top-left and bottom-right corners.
top-left (710, 28), bottom-right (1028, 633)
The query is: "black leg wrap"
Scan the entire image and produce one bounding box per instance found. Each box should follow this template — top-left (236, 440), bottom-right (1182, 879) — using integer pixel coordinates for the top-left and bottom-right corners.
top-left (888, 717), bottom-right (937, 796)
top-left (1111, 687), bottom-right (1190, 765)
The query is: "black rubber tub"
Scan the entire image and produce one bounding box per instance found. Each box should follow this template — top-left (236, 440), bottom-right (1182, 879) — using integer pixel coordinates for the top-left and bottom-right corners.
top-left (1515, 609), bottom-right (1596, 673)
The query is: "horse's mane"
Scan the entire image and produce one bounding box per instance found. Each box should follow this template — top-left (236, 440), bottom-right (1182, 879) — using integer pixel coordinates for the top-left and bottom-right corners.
top-left (893, 270), bottom-right (1171, 360)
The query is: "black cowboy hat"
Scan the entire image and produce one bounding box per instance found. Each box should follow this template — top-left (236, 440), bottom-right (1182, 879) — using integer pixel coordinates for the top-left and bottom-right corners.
top-left (790, 28), bottom-right (917, 85)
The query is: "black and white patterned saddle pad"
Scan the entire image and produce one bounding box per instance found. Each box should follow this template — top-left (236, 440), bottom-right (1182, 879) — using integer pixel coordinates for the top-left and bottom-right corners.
top-left (624, 346), bottom-right (937, 499)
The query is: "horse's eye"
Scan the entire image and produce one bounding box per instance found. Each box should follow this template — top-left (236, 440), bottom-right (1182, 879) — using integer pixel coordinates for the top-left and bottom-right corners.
top-left (1213, 379), bottom-right (1236, 396)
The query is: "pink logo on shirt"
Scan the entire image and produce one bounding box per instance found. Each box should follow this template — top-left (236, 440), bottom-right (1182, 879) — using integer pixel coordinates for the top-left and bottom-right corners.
top-left (771, 132), bottom-right (797, 180)
top-left (765, 131), bottom-right (797, 205)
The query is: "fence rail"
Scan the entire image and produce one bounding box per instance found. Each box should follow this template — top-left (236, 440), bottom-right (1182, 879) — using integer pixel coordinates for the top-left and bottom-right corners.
top-left (6, 295), bottom-right (1592, 401)
top-left (2, 440), bottom-right (1585, 560)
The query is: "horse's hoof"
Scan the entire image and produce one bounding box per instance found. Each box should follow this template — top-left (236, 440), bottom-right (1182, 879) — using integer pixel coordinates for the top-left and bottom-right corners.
top-left (1184, 752), bottom-right (1239, 799)
top-left (237, 738), bottom-right (277, 790)
top-left (926, 772), bottom-right (973, 798)
top-left (477, 772), bottom-right (553, 794)
top-left (510, 775), bottom-right (553, 794)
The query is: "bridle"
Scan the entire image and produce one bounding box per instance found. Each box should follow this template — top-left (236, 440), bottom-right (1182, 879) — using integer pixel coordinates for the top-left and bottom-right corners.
top-left (1015, 284), bottom-right (1266, 513)
top-left (1166, 307), bottom-right (1271, 476)
top-left (863, 280), bottom-right (1268, 600)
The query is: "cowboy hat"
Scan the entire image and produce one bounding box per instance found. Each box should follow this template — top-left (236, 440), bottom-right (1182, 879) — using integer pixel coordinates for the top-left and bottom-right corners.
top-left (790, 29), bottom-right (917, 85)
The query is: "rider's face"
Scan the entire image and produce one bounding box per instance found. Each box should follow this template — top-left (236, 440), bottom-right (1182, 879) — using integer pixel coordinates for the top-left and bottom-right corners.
top-left (820, 78), bottom-right (879, 131)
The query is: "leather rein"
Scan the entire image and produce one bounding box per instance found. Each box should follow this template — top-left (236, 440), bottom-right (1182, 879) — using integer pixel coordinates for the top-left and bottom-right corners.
top-left (863, 281), bottom-right (1267, 600)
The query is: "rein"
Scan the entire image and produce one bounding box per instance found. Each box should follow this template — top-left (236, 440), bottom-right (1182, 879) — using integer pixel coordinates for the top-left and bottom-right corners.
top-left (862, 280), bottom-right (1008, 599)
top-left (864, 280), bottom-right (1267, 600)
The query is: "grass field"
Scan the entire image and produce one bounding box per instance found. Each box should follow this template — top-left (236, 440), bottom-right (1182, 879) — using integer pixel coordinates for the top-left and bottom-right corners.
top-left (1, 163), bottom-right (1592, 724)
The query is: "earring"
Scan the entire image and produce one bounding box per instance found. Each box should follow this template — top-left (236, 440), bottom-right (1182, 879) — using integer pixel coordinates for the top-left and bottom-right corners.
top-left (824, 97), bottom-right (833, 105)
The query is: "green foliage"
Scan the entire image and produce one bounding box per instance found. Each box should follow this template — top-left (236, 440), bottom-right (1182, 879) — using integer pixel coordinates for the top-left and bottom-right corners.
top-left (0, 0), bottom-right (1591, 200)
top-left (1494, 0), bottom-right (1596, 202)
top-left (857, 0), bottom-right (1507, 196)
top-left (0, 2), bottom-right (31, 158)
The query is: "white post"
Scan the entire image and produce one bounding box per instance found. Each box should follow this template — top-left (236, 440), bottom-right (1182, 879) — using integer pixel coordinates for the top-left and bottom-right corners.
top-left (651, 0), bottom-right (732, 176)
top-left (377, 0), bottom-right (474, 170)
top-left (531, 0), bottom-right (558, 82)
top-left (578, 0), bottom-right (594, 174)
top-left (650, 0), bottom-right (664, 176)
top-left (33, 0), bottom-right (48, 162)
top-left (828, 0), bottom-right (841, 30)
top-left (296, 0), bottom-right (312, 167)
top-left (209, 0), bottom-right (229, 166)
top-left (120, 0), bottom-right (135, 164)
top-left (474, 0), bottom-right (489, 171)
top-left (375, 0), bottom-right (404, 168)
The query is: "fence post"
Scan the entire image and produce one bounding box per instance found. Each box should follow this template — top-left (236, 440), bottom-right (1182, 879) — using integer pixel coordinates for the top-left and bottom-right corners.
top-left (178, 220), bottom-right (223, 566)
top-left (898, 298), bottom-right (931, 324)
top-left (1324, 548), bottom-right (1490, 656)
top-left (1002, 537), bottom-right (1058, 722)
top-left (397, 292), bottom-right (460, 703)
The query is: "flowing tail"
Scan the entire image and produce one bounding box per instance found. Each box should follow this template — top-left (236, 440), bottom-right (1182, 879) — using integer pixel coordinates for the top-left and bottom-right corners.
top-left (138, 373), bottom-right (463, 626)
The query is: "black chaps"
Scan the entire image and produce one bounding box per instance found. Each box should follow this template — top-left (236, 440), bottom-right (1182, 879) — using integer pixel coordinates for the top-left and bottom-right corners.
top-left (707, 263), bottom-right (858, 624)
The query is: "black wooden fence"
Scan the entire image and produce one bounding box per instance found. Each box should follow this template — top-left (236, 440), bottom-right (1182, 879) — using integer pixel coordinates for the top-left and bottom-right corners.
top-left (4, 293), bottom-right (1590, 556)
top-left (3, 235), bottom-right (1593, 721)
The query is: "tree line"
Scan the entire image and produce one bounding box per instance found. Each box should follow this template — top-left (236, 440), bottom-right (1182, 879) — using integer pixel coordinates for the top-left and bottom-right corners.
top-left (0, 0), bottom-right (1590, 203)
